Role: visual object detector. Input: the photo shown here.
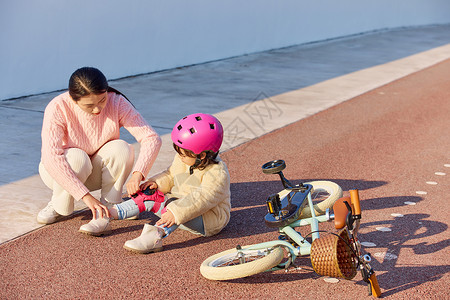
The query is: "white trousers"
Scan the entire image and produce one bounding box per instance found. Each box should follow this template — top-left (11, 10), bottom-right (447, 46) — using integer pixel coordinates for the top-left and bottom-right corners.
top-left (39, 139), bottom-right (134, 216)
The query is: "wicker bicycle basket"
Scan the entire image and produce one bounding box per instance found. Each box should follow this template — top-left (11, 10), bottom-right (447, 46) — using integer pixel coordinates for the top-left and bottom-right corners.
top-left (310, 230), bottom-right (357, 280)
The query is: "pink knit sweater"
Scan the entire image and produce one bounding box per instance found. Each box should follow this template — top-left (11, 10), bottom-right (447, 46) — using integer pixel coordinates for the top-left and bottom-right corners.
top-left (41, 91), bottom-right (161, 200)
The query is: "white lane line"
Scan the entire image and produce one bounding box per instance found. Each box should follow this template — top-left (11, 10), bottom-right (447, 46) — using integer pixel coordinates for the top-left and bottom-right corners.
top-left (376, 227), bottom-right (392, 232)
top-left (444, 164), bottom-right (450, 168)
top-left (323, 277), bottom-right (339, 283)
top-left (416, 191), bottom-right (427, 195)
top-left (361, 242), bottom-right (377, 247)
top-left (404, 201), bottom-right (416, 205)
top-left (426, 181), bottom-right (438, 185)
top-left (374, 252), bottom-right (398, 260)
top-left (435, 172), bottom-right (446, 176)
top-left (391, 213), bottom-right (404, 217)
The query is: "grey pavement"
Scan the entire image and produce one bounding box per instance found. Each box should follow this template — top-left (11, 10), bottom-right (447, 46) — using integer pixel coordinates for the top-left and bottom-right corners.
top-left (1, 24), bottom-right (450, 244)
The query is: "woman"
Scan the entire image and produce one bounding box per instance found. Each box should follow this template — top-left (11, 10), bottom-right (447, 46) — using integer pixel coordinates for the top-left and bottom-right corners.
top-left (38, 67), bottom-right (161, 224)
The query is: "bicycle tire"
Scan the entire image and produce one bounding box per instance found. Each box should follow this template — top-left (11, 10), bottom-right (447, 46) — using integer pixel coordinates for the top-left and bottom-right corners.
top-left (369, 272), bottom-right (382, 298)
top-left (200, 246), bottom-right (284, 280)
top-left (298, 181), bottom-right (343, 218)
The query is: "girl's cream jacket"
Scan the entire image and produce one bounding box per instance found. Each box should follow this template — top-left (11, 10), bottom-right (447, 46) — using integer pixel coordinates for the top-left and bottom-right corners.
top-left (149, 154), bottom-right (231, 236)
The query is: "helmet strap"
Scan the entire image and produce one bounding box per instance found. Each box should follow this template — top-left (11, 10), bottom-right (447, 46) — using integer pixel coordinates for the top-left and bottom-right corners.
top-left (189, 157), bottom-right (203, 175)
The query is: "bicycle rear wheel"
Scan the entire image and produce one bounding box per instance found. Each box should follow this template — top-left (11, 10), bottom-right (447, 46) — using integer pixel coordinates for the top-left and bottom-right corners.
top-left (299, 181), bottom-right (342, 218)
top-left (200, 246), bottom-right (284, 280)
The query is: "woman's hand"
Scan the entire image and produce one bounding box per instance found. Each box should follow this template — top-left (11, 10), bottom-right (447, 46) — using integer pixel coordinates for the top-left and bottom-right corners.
top-left (126, 171), bottom-right (144, 196)
top-left (156, 210), bottom-right (176, 228)
top-left (82, 193), bottom-right (110, 219)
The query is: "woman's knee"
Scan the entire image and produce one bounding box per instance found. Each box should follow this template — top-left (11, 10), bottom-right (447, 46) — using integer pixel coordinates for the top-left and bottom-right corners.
top-left (64, 148), bottom-right (92, 176)
top-left (101, 140), bottom-right (134, 166)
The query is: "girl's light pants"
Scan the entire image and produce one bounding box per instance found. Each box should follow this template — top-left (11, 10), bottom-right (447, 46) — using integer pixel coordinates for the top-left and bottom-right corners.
top-left (39, 140), bottom-right (134, 216)
top-left (115, 198), bottom-right (206, 236)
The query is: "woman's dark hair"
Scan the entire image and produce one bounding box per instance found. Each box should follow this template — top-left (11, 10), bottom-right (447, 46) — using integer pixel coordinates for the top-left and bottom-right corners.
top-left (173, 143), bottom-right (219, 170)
top-left (68, 67), bottom-right (131, 103)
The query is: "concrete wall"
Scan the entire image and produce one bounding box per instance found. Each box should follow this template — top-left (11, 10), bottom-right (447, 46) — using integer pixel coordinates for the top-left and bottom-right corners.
top-left (1, 0), bottom-right (449, 100)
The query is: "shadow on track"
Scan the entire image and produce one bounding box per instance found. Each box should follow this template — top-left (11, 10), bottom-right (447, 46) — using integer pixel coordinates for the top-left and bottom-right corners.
top-left (357, 213), bottom-right (449, 297)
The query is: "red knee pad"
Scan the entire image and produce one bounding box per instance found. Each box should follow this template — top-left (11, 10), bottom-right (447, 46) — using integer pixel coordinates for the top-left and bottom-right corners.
top-left (131, 188), bottom-right (165, 213)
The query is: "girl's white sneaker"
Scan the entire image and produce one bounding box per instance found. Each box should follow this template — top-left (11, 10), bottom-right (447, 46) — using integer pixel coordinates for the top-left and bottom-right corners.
top-left (123, 224), bottom-right (164, 254)
top-left (79, 217), bottom-right (111, 236)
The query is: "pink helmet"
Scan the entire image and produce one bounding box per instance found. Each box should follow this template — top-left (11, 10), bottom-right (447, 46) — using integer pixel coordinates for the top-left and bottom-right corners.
top-left (171, 113), bottom-right (224, 154)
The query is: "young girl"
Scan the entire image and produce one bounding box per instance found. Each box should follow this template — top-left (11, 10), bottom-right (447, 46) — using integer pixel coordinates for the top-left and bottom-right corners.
top-left (79, 113), bottom-right (231, 254)
top-left (38, 67), bottom-right (161, 225)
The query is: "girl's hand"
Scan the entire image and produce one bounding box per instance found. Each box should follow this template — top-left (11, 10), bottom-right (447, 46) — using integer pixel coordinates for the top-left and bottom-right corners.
top-left (126, 172), bottom-right (144, 196)
top-left (82, 193), bottom-right (110, 219)
top-left (156, 210), bottom-right (175, 228)
top-left (140, 180), bottom-right (158, 191)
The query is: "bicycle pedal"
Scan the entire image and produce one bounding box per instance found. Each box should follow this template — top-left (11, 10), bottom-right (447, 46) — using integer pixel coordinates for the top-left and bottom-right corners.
top-left (285, 264), bottom-right (301, 273)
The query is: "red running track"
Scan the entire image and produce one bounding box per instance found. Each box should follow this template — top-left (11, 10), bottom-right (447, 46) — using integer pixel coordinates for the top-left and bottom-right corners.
top-left (1, 59), bottom-right (449, 299)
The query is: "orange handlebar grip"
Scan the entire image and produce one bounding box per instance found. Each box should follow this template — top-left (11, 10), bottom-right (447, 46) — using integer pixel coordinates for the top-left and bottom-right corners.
top-left (350, 189), bottom-right (361, 215)
top-left (369, 273), bottom-right (382, 298)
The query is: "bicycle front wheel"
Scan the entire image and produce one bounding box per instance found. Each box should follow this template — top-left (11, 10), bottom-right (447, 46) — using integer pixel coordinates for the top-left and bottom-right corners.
top-left (299, 181), bottom-right (343, 218)
top-left (200, 246), bottom-right (284, 280)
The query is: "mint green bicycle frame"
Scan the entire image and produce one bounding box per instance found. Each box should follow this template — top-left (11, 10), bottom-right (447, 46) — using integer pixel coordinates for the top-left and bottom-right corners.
top-left (244, 191), bottom-right (334, 270)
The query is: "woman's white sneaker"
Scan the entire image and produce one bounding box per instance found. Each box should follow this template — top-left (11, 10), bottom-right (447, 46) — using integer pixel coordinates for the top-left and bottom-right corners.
top-left (37, 202), bottom-right (61, 224)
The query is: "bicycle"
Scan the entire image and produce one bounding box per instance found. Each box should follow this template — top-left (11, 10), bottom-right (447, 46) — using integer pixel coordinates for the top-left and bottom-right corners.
top-left (200, 160), bottom-right (381, 298)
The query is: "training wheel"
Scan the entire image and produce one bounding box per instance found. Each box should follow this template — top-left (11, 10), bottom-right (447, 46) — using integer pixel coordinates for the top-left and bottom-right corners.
top-left (262, 160), bottom-right (286, 174)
